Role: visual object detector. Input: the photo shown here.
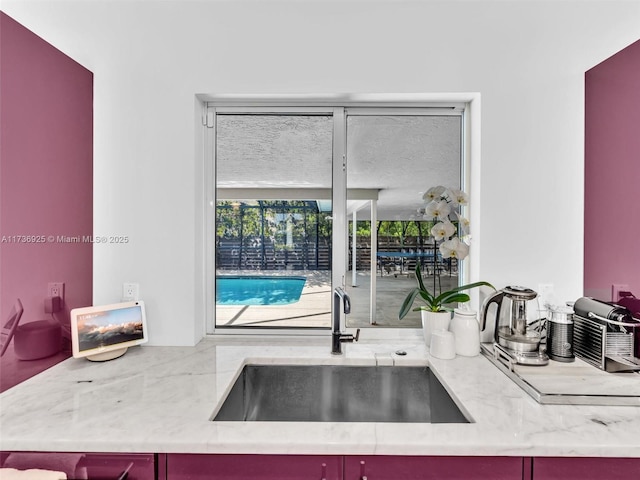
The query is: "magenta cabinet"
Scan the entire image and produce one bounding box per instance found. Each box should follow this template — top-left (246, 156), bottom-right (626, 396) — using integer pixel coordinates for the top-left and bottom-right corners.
top-left (166, 454), bottom-right (342, 480)
top-left (532, 457), bottom-right (640, 480)
top-left (0, 452), bottom-right (155, 480)
top-left (344, 455), bottom-right (526, 480)
top-left (164, 454), bottom-right (525, 480)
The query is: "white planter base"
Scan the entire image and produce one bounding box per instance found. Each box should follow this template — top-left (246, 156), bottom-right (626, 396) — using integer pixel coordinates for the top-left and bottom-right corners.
top-left (421, 310), bottom-right (452, 346)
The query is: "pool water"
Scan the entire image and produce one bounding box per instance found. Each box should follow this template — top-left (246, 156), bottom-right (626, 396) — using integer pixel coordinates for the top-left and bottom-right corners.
top-left (216, 276), bottom-right (307, 306)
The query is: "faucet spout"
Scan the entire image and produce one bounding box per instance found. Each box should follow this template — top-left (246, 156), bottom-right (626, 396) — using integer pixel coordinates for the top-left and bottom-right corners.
top-left (334, 287), bottom-right (350, 317)
top-left (332, 287), bottom-right (359, 355)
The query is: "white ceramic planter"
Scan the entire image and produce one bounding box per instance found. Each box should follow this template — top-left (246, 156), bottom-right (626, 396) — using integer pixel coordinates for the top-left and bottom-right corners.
top-left (421, 310), bottom-right (452, 346)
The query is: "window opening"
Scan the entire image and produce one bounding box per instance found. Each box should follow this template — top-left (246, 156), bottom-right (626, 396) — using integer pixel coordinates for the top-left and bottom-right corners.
top-left (206, 100), bottom-right (467, 333)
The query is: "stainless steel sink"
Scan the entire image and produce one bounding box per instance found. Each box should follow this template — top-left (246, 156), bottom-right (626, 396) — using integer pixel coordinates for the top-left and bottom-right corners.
top-left (212, 364), bottom-right (470, 423)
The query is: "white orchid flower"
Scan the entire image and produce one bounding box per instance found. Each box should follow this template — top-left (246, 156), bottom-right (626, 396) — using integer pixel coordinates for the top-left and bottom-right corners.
top-left (422, 185), bottom-right (446, 202)
top-left (431, 221), bottom-right (456, 240)
top-left (439, 237), bottom-right (470, 260)
top-left (424, 200), bottom-right (451, 220)
top-left (447, 188), bottom-right (469, 207)
top-left (457, 215), bottom-right (471, 235)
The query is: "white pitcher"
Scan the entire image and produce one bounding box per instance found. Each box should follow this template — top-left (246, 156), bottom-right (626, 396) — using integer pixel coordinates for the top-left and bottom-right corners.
top-left (449, 308), bottom-right (480, 356)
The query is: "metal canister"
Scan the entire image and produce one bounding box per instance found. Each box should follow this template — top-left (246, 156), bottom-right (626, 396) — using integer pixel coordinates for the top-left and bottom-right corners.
top-left (547, 305), bottom-right (575, 362)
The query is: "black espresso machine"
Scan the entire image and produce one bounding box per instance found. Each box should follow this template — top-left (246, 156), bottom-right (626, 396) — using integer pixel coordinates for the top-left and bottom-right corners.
top-left (573, 297), bottom-right (640, 372)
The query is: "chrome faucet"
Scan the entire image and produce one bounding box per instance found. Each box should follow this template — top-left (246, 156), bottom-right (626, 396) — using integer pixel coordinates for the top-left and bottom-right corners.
top-left (332, 287), bottom-right (360, 355)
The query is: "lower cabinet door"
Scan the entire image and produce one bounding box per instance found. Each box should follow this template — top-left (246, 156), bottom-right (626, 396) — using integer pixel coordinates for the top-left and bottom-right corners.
top-left (167, 453), bottom-right (342, 480)
top-left (344, 455), bottom-right (525, 480)
top-left (80, 453), bottom-right (156, 480)
top-left (0, 452), bottom-right (155, 480)
top-left (532, 457), bottom-right (640, 480)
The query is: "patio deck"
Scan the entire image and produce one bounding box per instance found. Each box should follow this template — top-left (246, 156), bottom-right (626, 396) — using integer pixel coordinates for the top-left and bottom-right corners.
top-left (215, 270), bottom-right (458, 329)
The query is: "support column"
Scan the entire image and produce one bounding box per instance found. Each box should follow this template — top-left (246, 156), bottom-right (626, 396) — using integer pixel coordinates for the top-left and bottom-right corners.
top-left (351, 210), bottom-right (358, 287)
top-left (370, 200), bottom-right (377, 325)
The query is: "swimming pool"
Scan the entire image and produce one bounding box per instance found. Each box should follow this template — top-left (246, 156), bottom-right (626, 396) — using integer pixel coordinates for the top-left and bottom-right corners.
top-left (216, 276), bottom-right (307, 306)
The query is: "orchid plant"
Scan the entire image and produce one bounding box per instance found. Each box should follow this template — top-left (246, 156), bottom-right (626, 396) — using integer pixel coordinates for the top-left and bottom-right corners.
top-left (398, 185), bottom-right (494, 316)
top-left (421, 185), bottom-right (471, 261)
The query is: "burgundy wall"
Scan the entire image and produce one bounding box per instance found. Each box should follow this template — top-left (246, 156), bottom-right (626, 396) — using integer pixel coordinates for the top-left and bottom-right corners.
top-left (0, 12), bottom-right (93, 391)
top-left (584, 39), bottom-right (640, 302)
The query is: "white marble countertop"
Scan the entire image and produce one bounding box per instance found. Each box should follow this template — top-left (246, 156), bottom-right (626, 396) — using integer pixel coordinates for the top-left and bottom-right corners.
top-left (2, 329), bottom-right (640, 457)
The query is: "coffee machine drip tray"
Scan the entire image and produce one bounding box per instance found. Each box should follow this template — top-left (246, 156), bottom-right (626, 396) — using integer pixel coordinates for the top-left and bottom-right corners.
top-left (481, 343), bottom-right (640, 406)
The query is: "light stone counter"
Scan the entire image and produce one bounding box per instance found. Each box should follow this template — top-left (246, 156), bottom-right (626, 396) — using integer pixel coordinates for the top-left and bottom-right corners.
top-left (1, 329), bottom-right (640, 457)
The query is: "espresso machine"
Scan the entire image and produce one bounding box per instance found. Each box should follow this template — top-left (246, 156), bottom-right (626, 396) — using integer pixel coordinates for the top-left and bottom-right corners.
top-left (572, 297), bottom-right (640, 372)
top-left (481, 286), bottom-right (549, 366)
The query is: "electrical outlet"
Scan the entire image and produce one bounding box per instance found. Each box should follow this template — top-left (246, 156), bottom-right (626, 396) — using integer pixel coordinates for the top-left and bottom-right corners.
top-left (612, 284), bottom-right (630, 302)
top-left (122, 282), bottom-right (139, 301)
top-left (48, 282), bottom-right (65, 300)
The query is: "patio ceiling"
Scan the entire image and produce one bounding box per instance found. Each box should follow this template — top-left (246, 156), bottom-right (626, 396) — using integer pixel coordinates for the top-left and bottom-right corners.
top-left (216, 114), bottom-right (461, 221)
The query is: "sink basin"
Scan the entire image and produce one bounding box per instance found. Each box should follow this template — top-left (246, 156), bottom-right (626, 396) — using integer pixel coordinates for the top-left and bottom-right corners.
top-left (212, 364), bottom-right (470, 423)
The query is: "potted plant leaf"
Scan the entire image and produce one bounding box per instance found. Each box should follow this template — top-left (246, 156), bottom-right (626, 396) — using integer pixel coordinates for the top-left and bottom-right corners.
top-left (399, 263), bottom-right (494, 343)
top-left (399, 263), bottom-right (494, 316)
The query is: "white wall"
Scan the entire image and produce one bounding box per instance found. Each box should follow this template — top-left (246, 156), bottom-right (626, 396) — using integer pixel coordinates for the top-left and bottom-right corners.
top-left (3, 0), bottom-right (639, 345)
